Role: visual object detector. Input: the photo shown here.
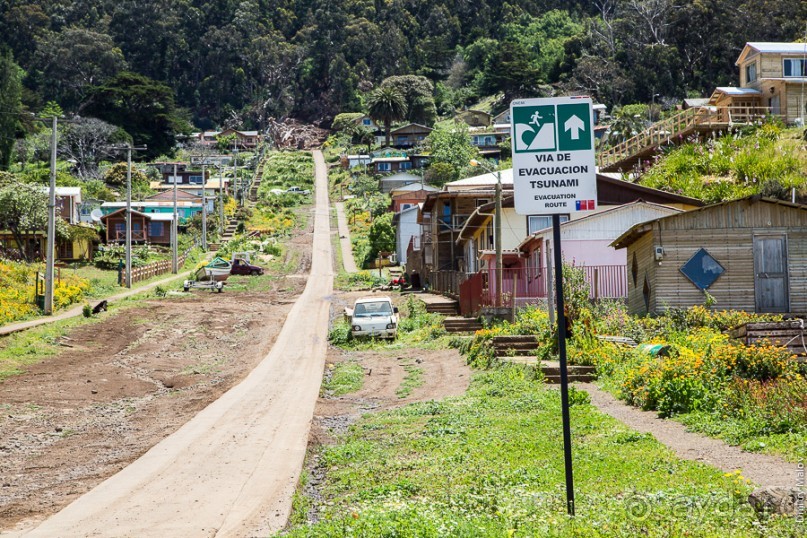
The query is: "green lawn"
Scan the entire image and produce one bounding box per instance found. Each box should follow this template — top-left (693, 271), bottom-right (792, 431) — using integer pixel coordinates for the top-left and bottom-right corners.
top-left (284, 366), bottom-right (799, 537)
top-left (323, 361), bottom-right (365, 397)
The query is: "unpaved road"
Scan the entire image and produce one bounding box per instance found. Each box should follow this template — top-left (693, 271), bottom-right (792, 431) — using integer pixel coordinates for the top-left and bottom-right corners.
top-left (4, 150), bottom-right (333, 537)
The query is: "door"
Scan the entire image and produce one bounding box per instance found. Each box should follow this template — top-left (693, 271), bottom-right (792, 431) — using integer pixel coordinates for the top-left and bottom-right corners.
top-left (769, 95), bottom-right (780, 116)
top-left (753, 235), bottom-right (789, 313)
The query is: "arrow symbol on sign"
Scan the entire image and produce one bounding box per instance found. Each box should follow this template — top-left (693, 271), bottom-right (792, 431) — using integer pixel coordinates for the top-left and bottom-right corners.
top-left (564, 115), bottom-right (585, 140)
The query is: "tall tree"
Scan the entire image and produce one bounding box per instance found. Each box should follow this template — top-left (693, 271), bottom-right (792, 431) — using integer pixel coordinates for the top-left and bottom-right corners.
top-left (367, 86), bottom-right (407, 147)
top-left (83, 72), bottom-right (189, 159)
top-left (380, 75), bottom-right (438, 126)
top-left (0, 49), bottom-right (23, 170)
top-left (31, 28), bottom-right (126, 110)
top-left (59, 117), bottom-right (128, 179)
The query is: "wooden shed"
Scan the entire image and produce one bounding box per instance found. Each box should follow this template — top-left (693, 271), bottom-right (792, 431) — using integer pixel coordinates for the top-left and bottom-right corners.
top-left (611, 197), bottom-right (807, 315)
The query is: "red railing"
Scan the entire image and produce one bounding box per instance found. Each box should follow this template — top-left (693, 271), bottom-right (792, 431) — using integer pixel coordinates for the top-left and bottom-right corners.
top-left (456, 265), bottom-right (627, 316)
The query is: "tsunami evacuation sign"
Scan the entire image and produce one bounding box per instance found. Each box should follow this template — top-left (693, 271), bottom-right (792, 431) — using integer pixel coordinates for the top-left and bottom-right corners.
top-left (510, 96), bottom-right (597, 215)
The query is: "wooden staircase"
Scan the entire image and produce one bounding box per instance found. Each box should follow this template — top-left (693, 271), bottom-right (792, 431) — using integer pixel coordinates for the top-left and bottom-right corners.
top-left (424, 301), bottom-right (459, 316)
top-left (220, 218), bottom-right (239, 242)
top-left (443, 316), bottom-right (483, 333)
top-left (492, 335), bottom-right (597, 383)
top-left (596, 106), bottom-right (772, 174)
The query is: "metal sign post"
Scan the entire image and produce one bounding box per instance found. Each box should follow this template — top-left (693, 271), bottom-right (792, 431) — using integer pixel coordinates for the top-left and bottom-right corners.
top-left (510, 96), bottom-right (597, 517)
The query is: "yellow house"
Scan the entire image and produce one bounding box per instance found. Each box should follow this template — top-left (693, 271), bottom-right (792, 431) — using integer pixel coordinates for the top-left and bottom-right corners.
top-left (709, 42), bottom-right (807, 124)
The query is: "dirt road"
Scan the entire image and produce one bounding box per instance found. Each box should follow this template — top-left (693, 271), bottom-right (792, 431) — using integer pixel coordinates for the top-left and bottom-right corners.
top-left (5, 151), bottom-right (333, 537)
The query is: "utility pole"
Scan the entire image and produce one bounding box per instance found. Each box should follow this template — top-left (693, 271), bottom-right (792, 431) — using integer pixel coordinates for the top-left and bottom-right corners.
top-left (43, 116), bottom-right (57, 315)
top-left (108, 144), bottom-right (147, 288)
top-left (172, 163), bottom-right (178, 273)
top-left (218, 165), bottom-right (225, 235)
top-left (494, 169), bottom-right (503, 307)
top-left (232, 139), bottom-right (239, 206)
top-left (201, 164), bottom-right (207, 250)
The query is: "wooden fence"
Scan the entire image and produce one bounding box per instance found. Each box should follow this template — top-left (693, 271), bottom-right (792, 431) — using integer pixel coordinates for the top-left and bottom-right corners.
top-left (121, 254), bottom-right (188, 286)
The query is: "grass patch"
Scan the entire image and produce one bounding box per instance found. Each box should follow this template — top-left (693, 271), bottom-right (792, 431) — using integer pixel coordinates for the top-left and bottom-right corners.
top-left (328, 296), bottom-right (450, 351)
top-left (323, 361), bottom-right (365, 397)
top-left (396, 364), bottom-right (423, 398)
top-left (286, 366), bottom-right (799, 536)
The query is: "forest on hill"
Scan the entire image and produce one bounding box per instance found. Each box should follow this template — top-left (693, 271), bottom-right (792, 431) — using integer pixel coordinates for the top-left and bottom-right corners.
top-left (1, 0), bottom-right (805, 132)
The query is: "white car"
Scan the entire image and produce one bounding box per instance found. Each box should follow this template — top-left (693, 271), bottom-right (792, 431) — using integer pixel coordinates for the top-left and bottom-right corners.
top-left (351, 296), bottom-right (399, 339)
top-left (286, 186), bottom-right (311, 195)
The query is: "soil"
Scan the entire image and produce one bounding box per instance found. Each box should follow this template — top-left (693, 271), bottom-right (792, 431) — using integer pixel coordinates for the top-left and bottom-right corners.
top-left (0, 228), bottom-right (312, 531)
top-left (299, 289), bottom-right (472, 524)
top-left (579, 383), bottom-right (800, 488)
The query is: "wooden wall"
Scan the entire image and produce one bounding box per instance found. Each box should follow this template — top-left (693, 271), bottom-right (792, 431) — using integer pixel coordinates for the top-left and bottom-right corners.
top-left (627, 232), bottom-right (656, 315)
top-left (625, 200), bottom-right (807, 314)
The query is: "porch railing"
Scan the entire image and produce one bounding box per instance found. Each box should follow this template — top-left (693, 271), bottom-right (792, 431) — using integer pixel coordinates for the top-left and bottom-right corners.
top-left (429, 270), bottom-right (474, 297)
top-left (453, 265), bottom-right (628, 316)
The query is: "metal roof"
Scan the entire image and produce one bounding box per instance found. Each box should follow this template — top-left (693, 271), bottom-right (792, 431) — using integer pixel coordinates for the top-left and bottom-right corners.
top-left (745, 42), bottom-right (807, 54)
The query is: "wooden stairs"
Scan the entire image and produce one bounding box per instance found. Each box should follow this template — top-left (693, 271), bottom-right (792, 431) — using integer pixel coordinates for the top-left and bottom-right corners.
top-left (443, 316), bottom-right (484, 333)
top-left (492, 335), bottom-right (597, 383)
top-left (424, 301), bottom-right (459, 316)
top-left (220, 218), bottom-right (239, 242)
top-left (597, 106), bottom-right (771, 174)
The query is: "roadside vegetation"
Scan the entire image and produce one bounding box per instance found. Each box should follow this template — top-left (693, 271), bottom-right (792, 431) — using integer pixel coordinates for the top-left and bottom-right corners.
top-left (322, 361), bottom-right (365, 397)
top-left (288, 365), bottom-right (799, 537)
top-left (250, 151), bottom-right (314, 237)
top-left (639, 122), bottom-right (807, 203)
top-left (454, 265), bottom-right (806, 462)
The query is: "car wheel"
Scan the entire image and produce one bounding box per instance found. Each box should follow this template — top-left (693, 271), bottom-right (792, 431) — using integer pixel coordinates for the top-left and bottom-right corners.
top-left (251, 270), bottom-right (259, 276)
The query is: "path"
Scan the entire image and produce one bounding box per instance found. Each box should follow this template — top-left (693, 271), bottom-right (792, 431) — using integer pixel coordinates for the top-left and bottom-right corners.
top-left (580, 383), bottom-right (799, 488)
top-left (334, 202), bottom-right (358, 273)
top-left (6, 150), bottom-right (334, 538)
top-left (0, 272), bottom-right (190, 337)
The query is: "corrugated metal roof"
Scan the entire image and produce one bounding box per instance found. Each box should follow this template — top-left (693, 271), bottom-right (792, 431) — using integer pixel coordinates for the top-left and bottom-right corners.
top-left (714, 87), bottom-right (762, 96)
top-left (746, 42), bottom-right (807, 54)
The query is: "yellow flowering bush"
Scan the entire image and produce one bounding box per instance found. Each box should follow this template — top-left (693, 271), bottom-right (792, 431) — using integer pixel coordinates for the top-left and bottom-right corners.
top-left (0, 260), bottom-right (91, 326)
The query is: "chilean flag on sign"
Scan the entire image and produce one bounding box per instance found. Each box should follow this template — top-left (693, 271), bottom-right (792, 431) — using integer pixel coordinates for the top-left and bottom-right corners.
top-left (575, 200), bottom-right (595, 211)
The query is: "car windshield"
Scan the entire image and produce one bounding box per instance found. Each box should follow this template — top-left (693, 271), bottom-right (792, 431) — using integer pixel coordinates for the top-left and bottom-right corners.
top-left (353, 301), bottom-right (392, 317)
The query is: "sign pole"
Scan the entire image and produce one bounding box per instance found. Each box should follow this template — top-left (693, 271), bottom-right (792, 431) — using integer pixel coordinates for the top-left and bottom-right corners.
top-left (552, 214), bottom-right (575, 516)
top-left (510, 95), bottom-right (595, 518)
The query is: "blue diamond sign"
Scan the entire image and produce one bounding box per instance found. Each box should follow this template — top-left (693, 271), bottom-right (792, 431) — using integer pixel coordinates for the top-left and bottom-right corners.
top-left (510, 96), bottom-right (597, 215)
top-left (680, 248), bottom-right (725, 290)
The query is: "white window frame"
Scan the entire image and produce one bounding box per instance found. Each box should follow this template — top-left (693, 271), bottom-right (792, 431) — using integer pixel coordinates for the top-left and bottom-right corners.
top-left (745, 62), bottom-right (757, 83)
top-left (528, 214), bottom-right (569, 234)
top-left (783, 58), bottom-right (807, 78)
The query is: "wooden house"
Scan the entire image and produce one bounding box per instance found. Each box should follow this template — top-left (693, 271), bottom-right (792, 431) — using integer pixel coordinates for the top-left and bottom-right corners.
top-left (708, 42), bottom-right (807, 124)
top-left (379, 172), bottom-right (421, 193)
top-left (390, 183), bottom-right (439, 213)
top-left (389, 123), bottom-right (433, 148)
top-left (454, 110), bottom-right (492, 127)
top-left (611, 197), bottom-right (807, 315)
top-left (100, 209), bottom-right (174, 245)
top-left (195, 129), bottom-right (262, 149)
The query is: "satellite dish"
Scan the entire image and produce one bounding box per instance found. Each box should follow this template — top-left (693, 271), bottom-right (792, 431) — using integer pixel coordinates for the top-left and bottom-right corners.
top-left (90, 209), bottom-right (103, 222)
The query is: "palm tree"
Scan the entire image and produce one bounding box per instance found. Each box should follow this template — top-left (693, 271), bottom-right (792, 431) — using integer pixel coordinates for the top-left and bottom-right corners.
top-left (366, 86), bottom-right (407, 148)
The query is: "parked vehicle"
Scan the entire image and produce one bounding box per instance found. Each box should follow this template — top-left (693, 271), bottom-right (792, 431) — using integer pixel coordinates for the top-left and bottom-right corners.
top-left (350, 296), bottom-right (399, 339)
top-left (230, 257), bottom-right (264, 276)
top-left (286, 186), bottom-right (311, 195)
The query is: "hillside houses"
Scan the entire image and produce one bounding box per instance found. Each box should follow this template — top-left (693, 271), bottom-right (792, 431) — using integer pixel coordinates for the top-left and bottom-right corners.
top-left (709, 42), bottom-right (807, 124)
top-left (399, 168), bottom-right (702, 314)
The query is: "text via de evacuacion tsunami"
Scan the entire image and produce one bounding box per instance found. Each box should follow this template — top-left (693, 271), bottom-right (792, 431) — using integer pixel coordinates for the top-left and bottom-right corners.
top-left (517, 153), bottom-right (588, 206)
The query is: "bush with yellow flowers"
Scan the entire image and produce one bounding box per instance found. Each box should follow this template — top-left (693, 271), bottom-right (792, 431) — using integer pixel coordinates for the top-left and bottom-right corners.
top-left (0, 260), bottom-right (91, 326)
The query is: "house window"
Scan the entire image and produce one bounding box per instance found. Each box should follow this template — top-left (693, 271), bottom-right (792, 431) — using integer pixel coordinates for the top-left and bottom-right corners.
top-left (642, 276), bottom-right (651, 313)
top-left (400, 161), bottom-right (412, 170)
top-left (784, 58), bottom-right (807, 78)
top-left (631, 252), bottom-right (638, 286)
top-left (745, 63), bottom-right (757, 83)
top-left (362, 118), bottom-right (372, 126)
top-left (149, 222), bottom-right (165, 237)
top-left (401, 203), bottom-right (413, 210)
top-left (528, 214), bottom-right (568, 234)
top-left (475, 199), bottom-right (490, 207)
top-left (377, 162), bottom-right (391, 172)
top-left (397, 136), bottom-right (409, 145)
top-left (58, 241), bottom-right (73, 260)
top-left (189, 175), bottom-right (204, 184)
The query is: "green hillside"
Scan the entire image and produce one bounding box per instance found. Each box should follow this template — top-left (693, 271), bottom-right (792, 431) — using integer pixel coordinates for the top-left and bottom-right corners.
top-left (638, 123), bottom-right (807, 203)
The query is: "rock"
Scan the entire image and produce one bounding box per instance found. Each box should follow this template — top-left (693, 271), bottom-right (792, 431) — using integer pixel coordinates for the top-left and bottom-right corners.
top-left (748, 487), bottom-right (802, 516)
